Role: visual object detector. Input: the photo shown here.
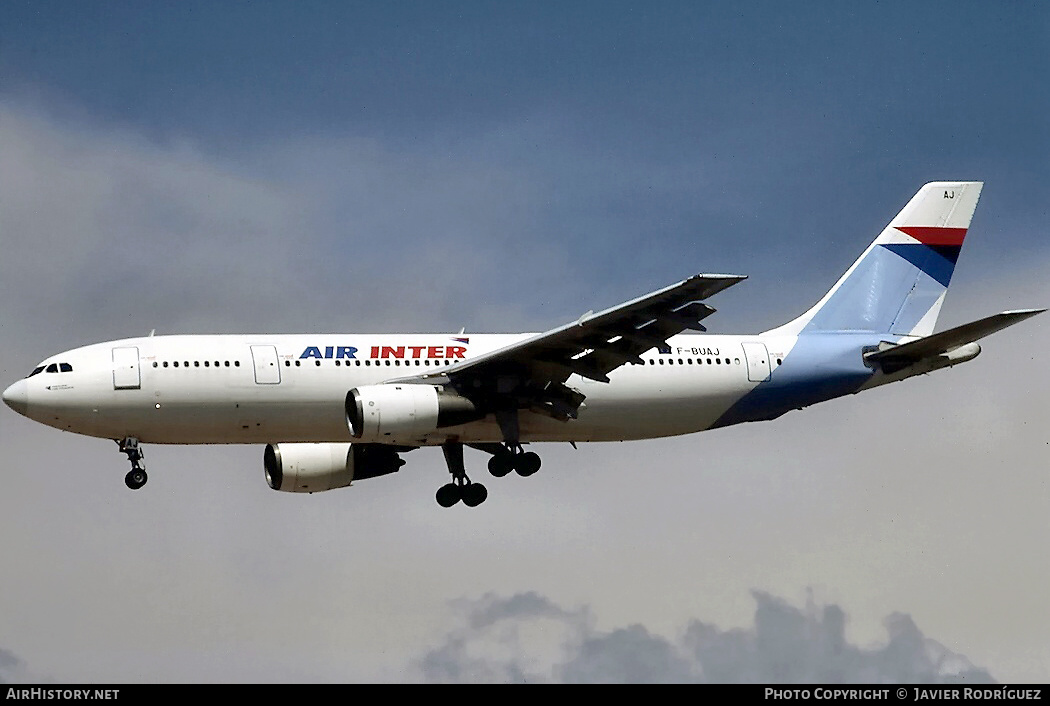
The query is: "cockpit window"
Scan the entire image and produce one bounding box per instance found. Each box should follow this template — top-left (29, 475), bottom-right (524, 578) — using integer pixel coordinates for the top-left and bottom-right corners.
top-left (35, 362), bottom-right (73, 375)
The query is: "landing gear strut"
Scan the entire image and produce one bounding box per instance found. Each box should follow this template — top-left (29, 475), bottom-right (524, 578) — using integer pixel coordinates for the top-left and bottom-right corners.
top-left (487, 408), bottom-right (542, 477)
top-left (436, 441), bottom-right (487, 508)
top-left (118, 437), bottom-right (148, 490)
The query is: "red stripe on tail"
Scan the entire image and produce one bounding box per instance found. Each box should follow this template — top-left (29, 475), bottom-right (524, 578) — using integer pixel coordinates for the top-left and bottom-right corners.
top-left (895, 226), bottom-right (967, 246)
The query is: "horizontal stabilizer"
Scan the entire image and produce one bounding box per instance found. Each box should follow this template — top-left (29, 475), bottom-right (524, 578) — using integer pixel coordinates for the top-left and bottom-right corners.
top-left (865, 308), bottom-right (1045, 370)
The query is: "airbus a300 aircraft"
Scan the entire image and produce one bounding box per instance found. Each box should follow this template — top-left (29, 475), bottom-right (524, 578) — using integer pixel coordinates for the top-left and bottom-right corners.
top-left (3, 182), bottom-right (1042, 506)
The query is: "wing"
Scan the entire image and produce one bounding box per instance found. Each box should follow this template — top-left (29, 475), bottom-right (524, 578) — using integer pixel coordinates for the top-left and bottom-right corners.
top-left (393, 273), bottom-right (746, 421)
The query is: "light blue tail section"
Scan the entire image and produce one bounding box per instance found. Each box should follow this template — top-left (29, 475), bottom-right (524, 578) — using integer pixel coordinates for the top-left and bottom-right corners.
top-left (715, 182), bottom-right (985, 429)
top-left (767, 182), bottom-right (983, 337)
top-left (802, 243), bottom-right (955, 334)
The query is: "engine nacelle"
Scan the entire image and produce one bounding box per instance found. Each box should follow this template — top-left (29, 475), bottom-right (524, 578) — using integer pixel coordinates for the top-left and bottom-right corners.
top-left (264, 442), bottom-right (404, 493)
top-left (345, 384), bottom-right (482, 442)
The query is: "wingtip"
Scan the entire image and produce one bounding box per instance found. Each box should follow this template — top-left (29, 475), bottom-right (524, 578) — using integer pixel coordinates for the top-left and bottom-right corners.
top-left (691, 272), bottom-right (748, 281)
top-left (1001, 308), bottom-right (1047, 317)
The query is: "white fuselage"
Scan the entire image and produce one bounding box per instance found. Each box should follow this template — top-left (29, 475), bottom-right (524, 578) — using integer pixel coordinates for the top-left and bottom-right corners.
top-left (11, 333), bottom-right (802, 446)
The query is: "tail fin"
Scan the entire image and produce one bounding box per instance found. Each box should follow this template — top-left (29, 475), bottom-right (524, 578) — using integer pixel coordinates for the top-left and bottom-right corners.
top-left (767, 181), bottom-right (983, 336)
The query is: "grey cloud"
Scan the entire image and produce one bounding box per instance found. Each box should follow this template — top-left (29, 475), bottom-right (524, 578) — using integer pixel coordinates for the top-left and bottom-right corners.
top-left (683, 592), bottom-right (995, 684)
top-left (420, 591), bottom-right (590, 683)
top-left (461, 590), bottom-right (579, 630)
top-left (0, 101), bottom-right (576, 361)
top-left (561, 624), bottom-right (695, 684)
top-left (0, 648), bottom-right (27, 684)
top-left (6, 98), bottom-right (724, 378)
top-left (0, 96), bottom-right (822, 365)
top-left (419, 591), bottom-right (996, 684)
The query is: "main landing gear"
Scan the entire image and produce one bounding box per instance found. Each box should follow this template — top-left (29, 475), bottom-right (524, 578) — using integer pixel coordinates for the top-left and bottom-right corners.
top-left (485, 444), bottom-right (541, 478)
top-left (118, 437), bottom-right (148, 490)
top-left (482, 408), bottom-right (542, 478)
top-left (436, 442), bottom-right (488, 508)
top-left (435, 441), bottom-right (544, 507)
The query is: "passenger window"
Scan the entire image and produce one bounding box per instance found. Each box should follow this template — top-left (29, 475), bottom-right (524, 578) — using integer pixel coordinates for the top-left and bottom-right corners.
top-left (173, 362), bottom-right (179, 368)
top-left (194, 361), bottom-right (200, 367)
top-left (315, 360), bottom-right (321, 367)
top-left (205, 361), bottom-right (210, 367)
top-left (285, 361), bottom-right (290, 366)
top-left (163, 362), bottom-right (169, 368)
top-left (295, 361), bottom-right (301, 367)
top-left (153, 362), bottom-right (159, 368)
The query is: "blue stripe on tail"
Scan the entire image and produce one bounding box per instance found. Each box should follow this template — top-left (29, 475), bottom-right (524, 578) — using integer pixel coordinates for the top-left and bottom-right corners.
top-left (803, 244), bottom-right (959, 334)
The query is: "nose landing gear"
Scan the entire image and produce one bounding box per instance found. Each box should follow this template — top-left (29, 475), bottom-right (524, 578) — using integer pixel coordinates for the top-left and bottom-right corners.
top-left (118, 437), bottom-right (148, 490)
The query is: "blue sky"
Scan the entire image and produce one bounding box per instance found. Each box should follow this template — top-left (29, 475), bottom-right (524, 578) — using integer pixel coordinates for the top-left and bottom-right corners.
top-left (1, 1), bottom-right (1047, 683)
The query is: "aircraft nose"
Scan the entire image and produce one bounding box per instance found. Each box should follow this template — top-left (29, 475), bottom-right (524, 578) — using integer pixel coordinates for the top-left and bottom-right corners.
top-left (2, 379), bottom-right (29, 415)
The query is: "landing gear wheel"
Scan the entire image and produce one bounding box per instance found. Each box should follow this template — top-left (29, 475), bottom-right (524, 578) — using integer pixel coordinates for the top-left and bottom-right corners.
top-left (462, 483), bottom-right (488, 507)
top-left (436, 483), bottom-right (461, 508)
top-left (515, 452), bottom-right (541, 477)
top-left (117, 437), bottom-right (148, 491)
top-left (124, 469), bottom-right (148, 490)
top-left (487, 453), bottom-right (514, 478)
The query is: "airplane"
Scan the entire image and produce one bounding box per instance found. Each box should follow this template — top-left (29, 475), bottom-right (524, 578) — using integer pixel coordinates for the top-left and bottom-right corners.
top-left (2, 181), bottom-right (1043, 507)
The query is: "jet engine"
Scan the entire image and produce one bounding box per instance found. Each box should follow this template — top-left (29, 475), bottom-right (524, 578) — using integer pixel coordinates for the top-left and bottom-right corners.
top-left (345, 384), bottom-right (482, 442)
top-left (264, 442), bottom-right (405, 493)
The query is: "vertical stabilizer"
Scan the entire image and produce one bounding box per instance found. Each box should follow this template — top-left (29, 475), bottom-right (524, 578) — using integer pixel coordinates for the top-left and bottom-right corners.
top-left (766, 182), bottom-right (983, 336)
